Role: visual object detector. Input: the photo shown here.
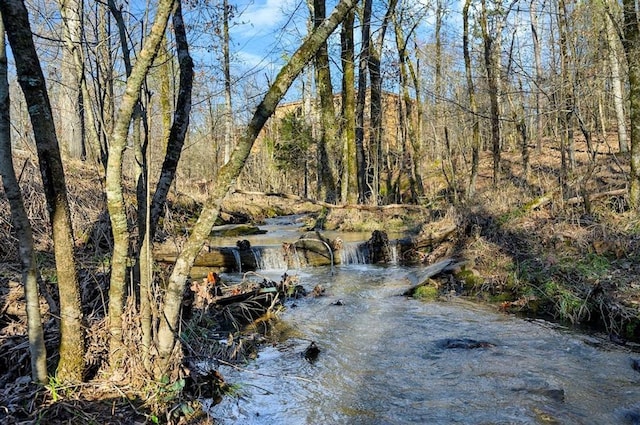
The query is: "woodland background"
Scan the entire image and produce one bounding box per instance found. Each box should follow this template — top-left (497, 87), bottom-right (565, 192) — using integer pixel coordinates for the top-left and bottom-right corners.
top-left (0, 0), bottom-right (639, 421)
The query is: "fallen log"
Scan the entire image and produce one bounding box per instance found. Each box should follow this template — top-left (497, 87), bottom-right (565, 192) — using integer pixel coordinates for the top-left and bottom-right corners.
top-left (156, 232), bottom-right (343, 271)
top-left (233, 189), bottom-right (427, 211)
top-left (156, 247), bottom-right (260, 272)
top-left (565, 188), bottom-right (627, 205)
top-left (403, 258), bottom-right (457, 296)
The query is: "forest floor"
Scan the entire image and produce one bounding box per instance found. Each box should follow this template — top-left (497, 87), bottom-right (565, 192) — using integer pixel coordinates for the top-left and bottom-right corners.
top-left (1, 137), bottom-right (640, 423)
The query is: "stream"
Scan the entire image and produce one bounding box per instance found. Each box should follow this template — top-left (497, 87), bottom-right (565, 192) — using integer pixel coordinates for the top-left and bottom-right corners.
top-left (206, 218), bottom-right (640, 424)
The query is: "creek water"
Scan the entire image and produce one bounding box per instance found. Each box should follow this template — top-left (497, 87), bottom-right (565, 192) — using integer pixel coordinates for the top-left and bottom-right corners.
top-left (207, 218), bottom-right (640, 424)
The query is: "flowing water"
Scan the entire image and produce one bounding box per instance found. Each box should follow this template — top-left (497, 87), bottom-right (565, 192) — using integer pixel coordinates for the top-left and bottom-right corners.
top-left (206, 217), bottom-right (640, 424)
top-left (207, 264), bottom-right (640, 424)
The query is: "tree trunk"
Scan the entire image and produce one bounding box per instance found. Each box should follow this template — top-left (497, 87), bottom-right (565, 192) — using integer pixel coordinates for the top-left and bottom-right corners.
top-left (340, 9), bottom-right (357, 204)
top-left (155, 0), bottom-right (358, 373)
top-left (223, 0), bottom-right (234, 165)
top-left (0, 14), bottom-right (47, 384)
top-left (393, 13), bottom-right (423, 203)
top-left (480, 0), bottom-right (502, 186)
top-left (312, 0), bottom-right (338, 203)
top-left (58, 0), bottom-right (86, 160)
top-left (464, 0), bottom-right (480, 198)
top-left (368, 0), bottom-right (398, 205)
top-left (622, 0), bottom-right (640, 208)
top-left (95, 1), bottom-right (112, 167)
top-left (530, 0), bottom-right (544, 153)
top-left (605, 3), bottom-right (629, 153)
top-left (558, 0), bottom-right (575, 184)
top-left (355, 0), bottom-right (372, 204)
top-left (105, 0), bottom-right (177, 370)
top-left (139, 2), bottom-right (193, 366)
top-left (1, 0), bottom-right (85, 382)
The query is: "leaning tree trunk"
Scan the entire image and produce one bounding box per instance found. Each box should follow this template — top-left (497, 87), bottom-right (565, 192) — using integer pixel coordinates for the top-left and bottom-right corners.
top-left (105, 0), bottom-right (177, 370)
top-left (1, 0), bottom-right (85, 382)
top-left (155, 0), bottom-right (358, 374)
top-left (0, 14), bottom-right (47, 384)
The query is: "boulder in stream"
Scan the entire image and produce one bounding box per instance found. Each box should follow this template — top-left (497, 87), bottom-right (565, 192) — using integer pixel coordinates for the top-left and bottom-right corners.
top-left (435, 338), bottom-right (495, 350)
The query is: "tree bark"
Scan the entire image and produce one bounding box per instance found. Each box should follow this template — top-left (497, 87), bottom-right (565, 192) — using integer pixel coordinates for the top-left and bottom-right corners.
top-left (155, 0), bottom-right (358, 373)
top-left (0, 14), bottom-right (47, 384)
top-left (1, 0), bottom-right (85, 382)
top-left (58, 0), bottom-right (86, 160)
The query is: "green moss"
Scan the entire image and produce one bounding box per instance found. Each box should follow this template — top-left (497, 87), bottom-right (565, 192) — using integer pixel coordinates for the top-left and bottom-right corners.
top-left (455, 268), bottom-right (484, 289)
top-left (624, 319), bottom-right (640, 340)
top-left (490, 293), bottom-right (514, 303)
top-left (574, 253), bottom-right (610, 278)
top-left (541, 280), bottom-right (587, 324)
top-left (413, 285), bottom-right (439, 301)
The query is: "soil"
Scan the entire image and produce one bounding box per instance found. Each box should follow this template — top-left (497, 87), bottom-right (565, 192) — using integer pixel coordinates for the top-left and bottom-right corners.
top-left (1, 138), bottom-right (640, 423)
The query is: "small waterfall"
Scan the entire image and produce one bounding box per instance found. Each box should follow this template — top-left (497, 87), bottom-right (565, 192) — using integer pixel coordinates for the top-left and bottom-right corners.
top-left (340, 242), bottom-right (369, 265)
top-left (339, 241), bottom-right (399, 265)
top-left (389, 244), bottom-right (398, 265)
top-left (252, 246), bottom-right (290, 271)
top-left (231, 249), bottom-right (242, 273)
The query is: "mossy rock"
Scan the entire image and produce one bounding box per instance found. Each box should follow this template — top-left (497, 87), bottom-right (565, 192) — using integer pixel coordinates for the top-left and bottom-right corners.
top-left (413, 284), bottom-right (439, 301)
top-left (454, 267), bottom-right (484, 289)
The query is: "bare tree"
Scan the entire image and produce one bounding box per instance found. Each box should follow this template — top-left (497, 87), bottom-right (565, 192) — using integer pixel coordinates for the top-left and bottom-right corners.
top-left (1, 0), bottom-right (85, 382)
top-left (105, 0), bottom-right (177, 369)
top-left (605, 1), bottom-right (629, 153)
top-left (340, 8), bottom-right (357, 204)
top-left (355, 0), bottom-right (372, 203)
top-left (311, 0), bottom-right (338, 203)
top-left (0, 14), bottom-right (47, 384)
top-left (464, 0), bottom-right (481, 197)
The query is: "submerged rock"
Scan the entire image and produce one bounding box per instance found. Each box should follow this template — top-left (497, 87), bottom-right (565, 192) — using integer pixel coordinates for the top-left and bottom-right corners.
top-left (303, 341), bottom-right (320, 363)
top-left (435, 338), bottom-right (495, 350)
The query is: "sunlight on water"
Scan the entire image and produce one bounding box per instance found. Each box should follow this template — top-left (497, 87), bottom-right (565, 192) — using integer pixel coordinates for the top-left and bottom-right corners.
top-left (210, 264), bottom-right (640, 425)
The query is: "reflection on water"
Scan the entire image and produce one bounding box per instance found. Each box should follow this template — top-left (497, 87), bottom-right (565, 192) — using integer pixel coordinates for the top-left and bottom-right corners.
top-left (210, 264), bottom-right (640, 424)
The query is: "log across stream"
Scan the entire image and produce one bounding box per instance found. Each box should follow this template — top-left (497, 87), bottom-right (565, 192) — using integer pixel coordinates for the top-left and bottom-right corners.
top-left (155, 227), bottom-right (451, 274)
